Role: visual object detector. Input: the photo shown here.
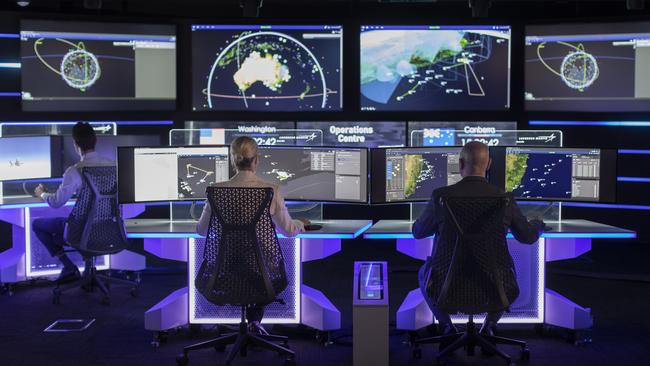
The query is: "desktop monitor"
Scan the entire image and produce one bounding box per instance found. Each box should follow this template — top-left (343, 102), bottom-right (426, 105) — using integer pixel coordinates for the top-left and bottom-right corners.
top-left (256, 146), bottom-right (368, 203)
top-left (295, 121), bottom-right (406, 147)
top-left (489, 147), bottom-right (617, 202)
top-left (525, 21), bottom-right (650, 112)
top-left (63, 134), bottom-right (161, 169)
top-left (118, 146), bottom-right (230, 203)
top-left (360, 25), bottom-right (511, 111)
top-left (0, 136), bottom-right (62, 182)
top-left (371, 147), bottom-right (462, 203)
top-left (20, 20), bottom-right (176, 111)
top-left (191, 24), bottom-right (343, 111)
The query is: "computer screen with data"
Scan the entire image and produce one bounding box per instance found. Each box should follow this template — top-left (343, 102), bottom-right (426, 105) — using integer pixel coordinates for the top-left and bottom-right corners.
top-left (490, 147), bottom-right (617, 202)
top-left (0, 136), bottom-right (62, 182)
top-left (526, 21), bottom-right (650, 111)
top-left (192, 24), bottom-right (343, 111)
top-left (118, 146), bottom-right (230, 203)
top-left (257, 146), bottom-right (368, 203)
top-left (20, 20), bottom-right (176, 111)
top-left (360, 25), bottom-right (511, 111)
top-left (371, 147), bottom-right (462, 203)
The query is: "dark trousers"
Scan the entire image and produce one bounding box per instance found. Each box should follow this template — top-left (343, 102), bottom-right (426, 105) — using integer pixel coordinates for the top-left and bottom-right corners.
top-left (246, 304), bottom-right (265, 323)
top-left (32, 217), bottom-right (72, 265)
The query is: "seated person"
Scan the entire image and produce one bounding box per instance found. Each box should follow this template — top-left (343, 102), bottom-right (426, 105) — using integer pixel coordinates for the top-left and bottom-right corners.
top-left (197, 136), bottom-right (306, 332)
top-left (412, 141), bottom-right (543, 337)
top-left (33, 122), bottom-right (114, 283)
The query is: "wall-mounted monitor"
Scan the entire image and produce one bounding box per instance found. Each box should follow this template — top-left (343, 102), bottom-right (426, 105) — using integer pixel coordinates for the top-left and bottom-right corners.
top-left (0, 34), bottom-right (20, 108)
top-left (408, 121), bottom-right (517, 147)
top-left (295, 121), bottom-right (406, 147)
top-left (192, 24), bottom-right (343, 111)
top-left (0, 135), bottom-right (62, 182)
top-left (20, 20), bottom-right (176, 111)
top-left (371, 147), bottom-right (462, 203)
top-left (117, 146), bottom-right (230, 203)
top-left (256, 146), bottom-right (368, 203)
top-left (489, 147), bottom-right (617, 202)
top-left (360, 25), bottom-right (511, 111)
top-left (525, 22), bottom-right (650, 111)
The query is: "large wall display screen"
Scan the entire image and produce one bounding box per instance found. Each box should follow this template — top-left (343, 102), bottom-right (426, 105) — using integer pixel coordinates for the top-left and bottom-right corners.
top-left (192, 24), bottom-right (343, 111)
top-left (526, 22), bottom-right (650, 111)
top-left (360, 25), bottom-right (511, 111)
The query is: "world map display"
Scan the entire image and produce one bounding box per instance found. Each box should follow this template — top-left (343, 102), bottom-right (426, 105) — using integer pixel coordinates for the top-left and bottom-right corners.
top-left (402, 154), bottom-right (448, 200)
top-left (506, 152), bottom-right (572, 199)
top-left (192, 26), bottom-right (342, 111)
top-left (360, 27), bottom-right (511, 111)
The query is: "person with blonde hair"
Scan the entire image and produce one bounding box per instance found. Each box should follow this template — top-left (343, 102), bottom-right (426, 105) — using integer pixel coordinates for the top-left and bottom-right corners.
top-left (196, 136), bottom-right (306, 332)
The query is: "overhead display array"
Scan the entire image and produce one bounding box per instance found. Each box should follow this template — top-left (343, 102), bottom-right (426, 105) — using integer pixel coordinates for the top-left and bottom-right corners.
top-left (360, 25), bottom-right (511, 111)
top-left (526, 21), bottom-right (650, 111)
top-left (20, 20), bottom-right (177, 111)
top-left (192, 24), bottom-right (343, 111)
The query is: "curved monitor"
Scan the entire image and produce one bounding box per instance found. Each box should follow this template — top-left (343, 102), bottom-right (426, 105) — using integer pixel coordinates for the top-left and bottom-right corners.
top-left (118, 145), bottom-right (230, 203)
top-left (257, 146), bottom-right (368, 203)
top-left (489, 147), bottom-right (617, 202)
top-left (371, 147), bottom-right (462, 203)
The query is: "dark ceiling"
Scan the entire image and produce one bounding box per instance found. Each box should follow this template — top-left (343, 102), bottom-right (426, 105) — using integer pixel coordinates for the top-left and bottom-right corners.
top-left (0, 0), bottom-right (648, 20)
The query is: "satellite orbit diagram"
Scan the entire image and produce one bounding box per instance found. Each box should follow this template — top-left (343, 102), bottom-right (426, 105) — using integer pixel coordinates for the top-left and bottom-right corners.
top-left (536, 41), bottom-right (600, 91)
top-left (33, 37), bottom-right (102, 91)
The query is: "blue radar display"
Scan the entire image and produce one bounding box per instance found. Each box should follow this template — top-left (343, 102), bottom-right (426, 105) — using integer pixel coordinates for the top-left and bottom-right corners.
top-left (360, 25), bottom-right (511, 111)
top-left (192, 25), bottom-right (343, 111)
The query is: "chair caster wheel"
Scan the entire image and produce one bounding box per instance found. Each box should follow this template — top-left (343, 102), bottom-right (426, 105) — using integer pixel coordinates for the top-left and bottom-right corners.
top-left (101, 296), bottom-right (110, 305)
top-left (520, 348), bottom-right (530, 360)
top-left (175, 354), bottom-right (189, 366)
top-left (130, 287), bottom-right (139, 297)
top-left (150, 341), bottom-right (160, 348)
top-left (283, 357), bottom-right (297, 366)
top-left (412, 348), bottom-right (422, 359)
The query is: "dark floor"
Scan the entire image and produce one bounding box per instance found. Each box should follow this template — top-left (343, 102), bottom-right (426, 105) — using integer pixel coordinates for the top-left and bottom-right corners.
top-left (1, 240), bottom-right (650, 366)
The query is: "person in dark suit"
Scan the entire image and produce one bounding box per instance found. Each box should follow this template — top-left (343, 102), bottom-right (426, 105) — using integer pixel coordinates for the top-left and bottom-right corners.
top-left (412, 141), bottom-right (543, 337)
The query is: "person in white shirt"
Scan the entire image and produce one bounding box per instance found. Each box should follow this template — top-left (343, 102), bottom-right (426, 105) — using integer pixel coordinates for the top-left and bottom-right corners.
top-left (33, 122), bottom-right (114, 283)
top-left (196, 136), bottom-right (307, 332)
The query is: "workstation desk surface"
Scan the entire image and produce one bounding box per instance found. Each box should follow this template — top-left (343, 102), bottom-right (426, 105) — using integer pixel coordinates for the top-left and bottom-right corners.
top-left (363, 219), bottom-right (637, 239)
top-left (126, 219), bottom-right (373, 239)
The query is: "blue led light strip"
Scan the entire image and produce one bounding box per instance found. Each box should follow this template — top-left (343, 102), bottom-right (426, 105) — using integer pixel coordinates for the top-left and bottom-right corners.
top-left (0, 33), bottom-right (19, 38)
top-left (0, 92), bottom-right (21, 97)
top-left (618, 177), bottom-right (650, 183)
top-left (562, 202), bottom-right (650, 211)
top-left (530, 120), bottom-right (650, 127)
top-left (364, 232), bottom-right (636, 239)
top-left (619, 149), bottom-right (650, 155)
top-left (0, 63), bottom-right (20, 69)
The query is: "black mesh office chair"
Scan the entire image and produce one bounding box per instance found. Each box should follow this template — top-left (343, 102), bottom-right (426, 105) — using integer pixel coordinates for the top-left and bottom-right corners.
top-left (177, 187), bottom-right (295, 366)
top-left (412, 196), bottom-right (529, 366)
top-left (52, 166), bottom-right (138, 305)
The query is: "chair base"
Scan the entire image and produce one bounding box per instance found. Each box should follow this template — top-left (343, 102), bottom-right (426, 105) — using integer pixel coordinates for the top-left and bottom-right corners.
top-left (52, 259), bottom-right (140, 305)
top-left (412, 317), bottom-right (529, 366)
top-left (177, 315), bottom-right (295, 366)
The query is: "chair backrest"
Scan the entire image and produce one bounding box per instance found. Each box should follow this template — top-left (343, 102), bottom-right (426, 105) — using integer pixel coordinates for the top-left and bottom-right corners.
top-left (426, 195), bottom-right (519, 315)
top-left (195, 186), bottom-right (288, 306)
top-left (64, 166), bottom-right (129, 255)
